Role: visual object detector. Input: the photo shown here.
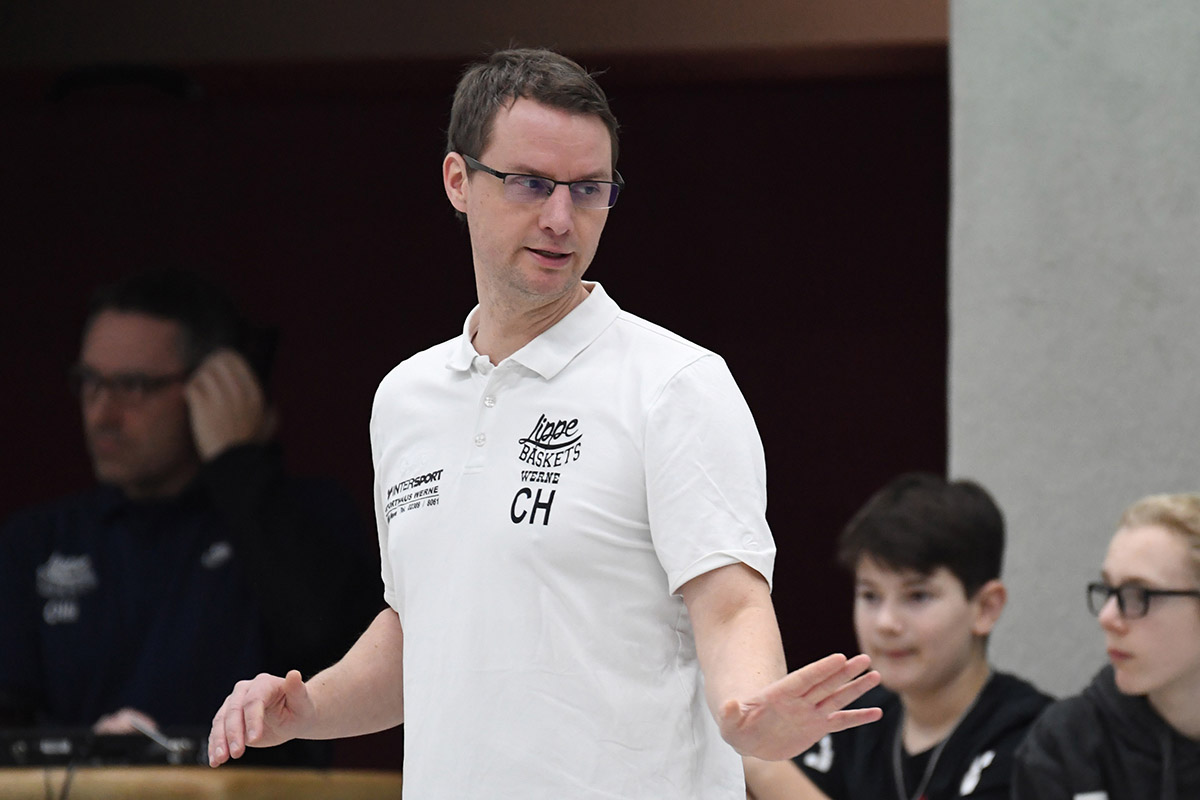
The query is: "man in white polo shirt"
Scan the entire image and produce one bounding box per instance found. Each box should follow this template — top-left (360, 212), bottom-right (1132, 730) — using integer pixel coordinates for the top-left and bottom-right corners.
top-left (207, 47), bottom-right (882, 798)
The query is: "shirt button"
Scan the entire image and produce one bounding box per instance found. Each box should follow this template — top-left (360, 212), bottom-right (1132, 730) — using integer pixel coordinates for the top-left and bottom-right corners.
top-left (484, 396), bottom-right (496, 408)
top-left (474, 434), bottom-right (486, 447)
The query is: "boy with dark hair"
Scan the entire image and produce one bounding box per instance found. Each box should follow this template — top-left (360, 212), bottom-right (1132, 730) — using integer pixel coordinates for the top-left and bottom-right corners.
top-left (836, 473), bottom-right (1004, 597)
top-left (747, 472), bottom-right (1053, 800)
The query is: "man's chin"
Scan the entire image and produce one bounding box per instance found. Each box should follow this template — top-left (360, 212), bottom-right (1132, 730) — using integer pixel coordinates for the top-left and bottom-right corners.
top-left (92, 460), bottom-right (135, 489)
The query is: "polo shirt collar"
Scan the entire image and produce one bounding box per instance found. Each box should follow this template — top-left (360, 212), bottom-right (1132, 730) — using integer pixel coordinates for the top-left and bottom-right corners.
top-left (446, 281), bottom-right (620, 379)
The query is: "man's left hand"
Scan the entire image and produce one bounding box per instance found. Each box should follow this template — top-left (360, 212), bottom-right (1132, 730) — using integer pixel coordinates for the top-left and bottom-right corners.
top-left (185, 349), bottom-right (274, 461)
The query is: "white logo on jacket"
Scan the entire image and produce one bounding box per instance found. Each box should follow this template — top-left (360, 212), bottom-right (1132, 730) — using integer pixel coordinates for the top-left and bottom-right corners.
top-left (36, 553), bottom-right (98, 626)
top-left (36, 553), bottom-right (98, 598)
top-left (959, 749), bottom-right (994, 794)
top-left (802, 735), bottom-right (834, 773)
top-left (201, 541), bottom-right (234, 569)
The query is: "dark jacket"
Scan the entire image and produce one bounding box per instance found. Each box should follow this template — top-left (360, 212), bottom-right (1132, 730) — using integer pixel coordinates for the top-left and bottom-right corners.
top-left (0, 444), bottom-right (381, 735)
top-left (797, 671), bottom-right (1053, 799)
top-left (1013, 665), bottom-right (1200, 800)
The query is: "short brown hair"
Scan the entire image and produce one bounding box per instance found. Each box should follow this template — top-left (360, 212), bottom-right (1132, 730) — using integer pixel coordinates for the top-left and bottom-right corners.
top-left (85, 269), bottom-right (276, 387)
top-left (445, 48), bottom-right (620, 171)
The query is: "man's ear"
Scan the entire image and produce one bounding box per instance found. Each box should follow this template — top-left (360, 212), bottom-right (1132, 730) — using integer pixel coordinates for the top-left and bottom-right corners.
top-left (443, 152), bottom-right (469, 214)
top-left (971, 579), bottom-right (1007, 637)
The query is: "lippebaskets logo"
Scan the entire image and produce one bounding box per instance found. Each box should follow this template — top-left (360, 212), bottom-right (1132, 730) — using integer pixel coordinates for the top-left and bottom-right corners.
top-left (516, 413), bottom-right (582, 469)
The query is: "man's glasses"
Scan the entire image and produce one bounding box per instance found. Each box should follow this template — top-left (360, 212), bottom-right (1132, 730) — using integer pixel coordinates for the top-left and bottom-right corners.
top-left (462, 154), bottom-right (624, 210)
top-left (69, 365), bottom-right (189, 405)
top-left (1086, 581), bottom-right (1200, 619)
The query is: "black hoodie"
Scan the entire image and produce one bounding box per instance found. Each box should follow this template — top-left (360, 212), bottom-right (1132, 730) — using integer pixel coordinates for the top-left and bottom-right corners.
top-left (796, 671), bottom-right (1052, 799)
top-left (1013, 665), bottom-right (1200, 800)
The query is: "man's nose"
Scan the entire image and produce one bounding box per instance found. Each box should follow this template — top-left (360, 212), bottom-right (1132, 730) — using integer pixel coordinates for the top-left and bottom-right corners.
top-left (83, 386), bottom-right (123, 424)
top-left (539, 184), bottom-right (575, 235)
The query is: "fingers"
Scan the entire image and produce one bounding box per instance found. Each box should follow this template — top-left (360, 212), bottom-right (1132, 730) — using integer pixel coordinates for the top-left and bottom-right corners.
top-left (817, 667), bottom-right (880, 715)
top-left (769, 653), bottom-right (877, 710)
top-left (208, 671), bottom-right (306, 767)
top-left (191, 349), bottom-right (258, 386)
top-left (841, 653), bottom-right (873, 677)
top-left (804, 654), bottom-right (880, 734)
top-left (208, 702), bottom-right (232, 766)
top-left (770, 653), bottom-right (849, 699)
top-left (824, 705), bottom-right (884, 734)
top-left (796, 652), bottom-right (849, 685)
top-left (209, 674), bottom-right (266, 767)
top-left (187, 350), bottom-right (264, 416)
top-left (209, 682), bottom-right (247, 767)
top-left (244, 670), bottom-right (300, 743)
top-left (185, 349), bottom-right (269, 460)
top-left (249, 671), bottom-right (302, 743)
top-left (720, 653), bottom-right (882, 759)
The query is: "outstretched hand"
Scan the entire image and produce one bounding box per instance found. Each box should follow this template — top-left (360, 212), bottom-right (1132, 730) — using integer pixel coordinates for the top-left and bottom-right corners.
top-left (718, 653), bottom-right (881, 761)
top-left (208, 669), bottom-right (313, 767)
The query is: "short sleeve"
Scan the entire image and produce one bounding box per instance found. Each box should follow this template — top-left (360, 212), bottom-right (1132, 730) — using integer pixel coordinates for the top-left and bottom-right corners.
top-left (643, 354), bottom-right (776, 594)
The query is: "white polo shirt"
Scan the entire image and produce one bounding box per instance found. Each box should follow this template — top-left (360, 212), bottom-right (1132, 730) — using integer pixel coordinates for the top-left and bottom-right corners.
top-left (371, 282), bottom-right (776, 799)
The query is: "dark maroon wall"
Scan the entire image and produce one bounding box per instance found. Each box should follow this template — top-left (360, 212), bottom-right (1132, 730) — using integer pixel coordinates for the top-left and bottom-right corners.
top-left (0, 57), bottom-right (947, 765)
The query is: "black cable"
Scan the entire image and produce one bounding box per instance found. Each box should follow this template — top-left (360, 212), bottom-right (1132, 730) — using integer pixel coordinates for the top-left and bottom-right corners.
top-left (55, 760), bottom-right (77, 800)
top-left (40, 731), bottom-right (92, 800)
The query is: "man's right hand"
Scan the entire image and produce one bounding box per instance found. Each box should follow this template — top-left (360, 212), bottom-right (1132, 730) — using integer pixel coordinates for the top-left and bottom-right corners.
top-left (208, 669), bottom-right (313, 766)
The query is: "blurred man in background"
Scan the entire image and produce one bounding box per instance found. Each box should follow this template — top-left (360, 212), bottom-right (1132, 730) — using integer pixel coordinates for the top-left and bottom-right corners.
top-left (0, 270), bottom-right (380, 764)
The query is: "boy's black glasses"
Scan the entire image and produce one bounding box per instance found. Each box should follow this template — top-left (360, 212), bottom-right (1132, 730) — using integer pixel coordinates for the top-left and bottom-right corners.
top-left (1086, 581), bottom-right (1200, 619)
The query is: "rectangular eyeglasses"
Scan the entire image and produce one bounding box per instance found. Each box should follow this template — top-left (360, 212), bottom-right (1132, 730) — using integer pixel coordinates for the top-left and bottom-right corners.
top-left (462, 154), bottom-right (623, 210)
top-left (1086, 581), bottom-right (1200, 619)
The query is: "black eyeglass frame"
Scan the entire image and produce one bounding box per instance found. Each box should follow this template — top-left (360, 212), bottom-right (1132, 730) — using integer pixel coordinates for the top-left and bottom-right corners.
top-left (69, 364), bottom-right (191, 404)
top-left (1086, 581), bottom-right (1200, 619)
top-left (460, 154), bottom-right (624, 209)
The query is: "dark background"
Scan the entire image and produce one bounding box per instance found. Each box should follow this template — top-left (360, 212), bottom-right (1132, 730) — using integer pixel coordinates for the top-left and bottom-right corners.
top-left (0, 54), bottom-right (947, 766)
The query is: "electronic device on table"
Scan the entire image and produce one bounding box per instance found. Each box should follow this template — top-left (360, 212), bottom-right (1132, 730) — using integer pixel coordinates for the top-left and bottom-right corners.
top-left (0, 726), bottom-right (207, 767)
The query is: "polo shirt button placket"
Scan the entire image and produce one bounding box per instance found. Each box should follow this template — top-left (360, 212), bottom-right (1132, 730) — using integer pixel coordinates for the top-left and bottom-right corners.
top-left (479, 391), bottom-right (498, 445)
top-left (468, 388), bottom-right (496, 464)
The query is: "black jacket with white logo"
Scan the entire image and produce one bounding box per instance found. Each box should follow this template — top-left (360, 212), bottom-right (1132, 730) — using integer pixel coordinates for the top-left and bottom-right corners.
top-left (0, 444), bottom-right (380, 741)
top-left (797, 671), bottom-right (1052, 799)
